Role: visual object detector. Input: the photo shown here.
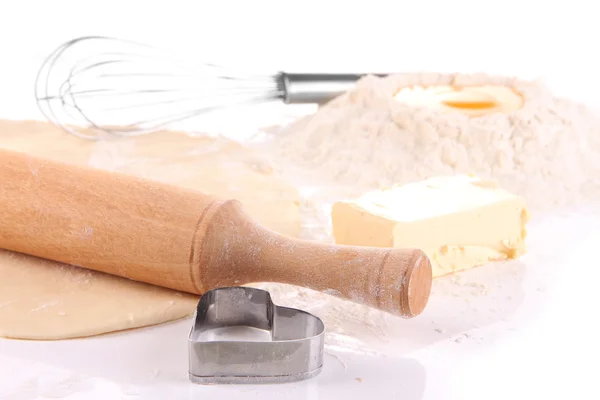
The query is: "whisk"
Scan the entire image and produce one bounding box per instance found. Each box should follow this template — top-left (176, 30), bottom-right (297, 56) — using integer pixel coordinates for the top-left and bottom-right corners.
top-left (35, 36), bottom-right (385, 140)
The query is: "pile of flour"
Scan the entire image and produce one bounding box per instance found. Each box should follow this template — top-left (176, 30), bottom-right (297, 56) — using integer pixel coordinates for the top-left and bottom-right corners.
top-left (252, 74), bottom-right (600, 352)
top-left (250, 73), bottom-right (600, 352)
top-left (263, 73), bottom-right (600, 216)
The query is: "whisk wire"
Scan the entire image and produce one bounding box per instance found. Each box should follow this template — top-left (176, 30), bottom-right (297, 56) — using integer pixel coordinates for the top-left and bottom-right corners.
top-left (35, 36), bottom-right (284, 139)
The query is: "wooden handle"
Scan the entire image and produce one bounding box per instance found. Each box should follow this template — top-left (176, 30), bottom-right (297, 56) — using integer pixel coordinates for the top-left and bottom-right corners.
top-left (0, 149), bottom-right (432, 317)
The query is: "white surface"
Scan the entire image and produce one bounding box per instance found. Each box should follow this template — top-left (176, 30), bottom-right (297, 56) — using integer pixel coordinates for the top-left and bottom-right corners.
top-left (1, 1), bottom-right (600, 399)
top-left (2, 210), bottom-right (599, 399)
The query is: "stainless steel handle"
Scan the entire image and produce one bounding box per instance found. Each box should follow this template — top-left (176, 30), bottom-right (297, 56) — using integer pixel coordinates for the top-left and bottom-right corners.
top-left (277, 72), bottom-right (388, 104)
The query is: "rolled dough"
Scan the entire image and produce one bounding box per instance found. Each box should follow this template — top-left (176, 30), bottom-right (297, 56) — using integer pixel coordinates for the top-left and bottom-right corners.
top-left (0, 120), bottom-right (301, 339)
top-left (0, 249), bottom-right (199, 340)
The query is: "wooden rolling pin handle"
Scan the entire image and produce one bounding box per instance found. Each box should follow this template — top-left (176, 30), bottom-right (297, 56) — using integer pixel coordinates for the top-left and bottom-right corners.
top-left (194, 199), bottom-right (432, 318)
top-left (0, 149), bottom-right (432, 318)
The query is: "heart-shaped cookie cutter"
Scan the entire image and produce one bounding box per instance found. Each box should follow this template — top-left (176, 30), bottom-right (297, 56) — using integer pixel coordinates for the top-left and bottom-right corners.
top-left (188, 286), bottom-right (325, 384)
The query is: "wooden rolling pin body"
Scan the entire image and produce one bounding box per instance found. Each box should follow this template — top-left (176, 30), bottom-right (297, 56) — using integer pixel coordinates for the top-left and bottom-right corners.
top-left (0, 149), bottom-right (432, 317)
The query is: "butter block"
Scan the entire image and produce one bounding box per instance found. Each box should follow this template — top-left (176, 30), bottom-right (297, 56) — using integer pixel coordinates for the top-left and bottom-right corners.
top-left (331, 175), bottom-right (529, 277)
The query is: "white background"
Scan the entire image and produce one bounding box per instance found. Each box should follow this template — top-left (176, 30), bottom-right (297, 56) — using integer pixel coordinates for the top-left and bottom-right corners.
top-left (1, 1), bottom-right (599, 399)
top-left (2, 0), bottom-right (600, 119)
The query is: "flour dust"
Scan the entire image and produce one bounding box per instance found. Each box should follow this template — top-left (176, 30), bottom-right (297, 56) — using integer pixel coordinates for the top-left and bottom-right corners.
top-left (249, 73), bottom-right (600, 353)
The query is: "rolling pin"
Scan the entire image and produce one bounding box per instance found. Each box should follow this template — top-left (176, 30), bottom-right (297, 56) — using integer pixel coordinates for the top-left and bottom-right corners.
top-left (0, 148), bottom-right (432, 317)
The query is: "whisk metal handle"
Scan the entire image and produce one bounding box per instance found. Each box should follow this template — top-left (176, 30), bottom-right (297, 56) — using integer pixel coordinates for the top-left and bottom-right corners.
top-left (277, 72), bottom-right (387, 104)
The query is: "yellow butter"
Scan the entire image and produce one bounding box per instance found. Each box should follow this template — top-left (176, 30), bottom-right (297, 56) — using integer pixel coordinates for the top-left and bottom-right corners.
top-left (331, 175), bottom-right (529, 277)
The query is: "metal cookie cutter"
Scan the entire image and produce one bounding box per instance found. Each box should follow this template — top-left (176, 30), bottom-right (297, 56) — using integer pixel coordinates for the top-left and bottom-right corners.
top-left (188, 286), bottom-right (325, 384)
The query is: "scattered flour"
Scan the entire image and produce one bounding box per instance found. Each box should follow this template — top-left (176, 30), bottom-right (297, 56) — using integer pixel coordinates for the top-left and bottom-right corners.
top-left (263, 73), bottom-right (600, 214)
top-left (252, 72), bottom-right (600, 351)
